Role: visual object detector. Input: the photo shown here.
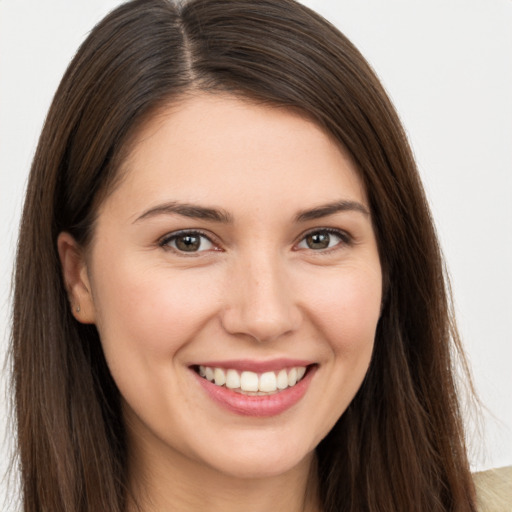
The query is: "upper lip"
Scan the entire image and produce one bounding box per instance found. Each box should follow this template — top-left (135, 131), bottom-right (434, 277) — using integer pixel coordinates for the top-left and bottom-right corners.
top-left (190, 358), bottom-right (315, 372)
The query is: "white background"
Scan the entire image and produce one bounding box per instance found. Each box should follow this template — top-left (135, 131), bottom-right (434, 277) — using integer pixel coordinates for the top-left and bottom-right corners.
top-left (1, 0), bottom-right (511, 507)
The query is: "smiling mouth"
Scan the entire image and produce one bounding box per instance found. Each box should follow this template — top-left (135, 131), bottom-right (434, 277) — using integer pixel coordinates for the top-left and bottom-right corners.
top-left (192, 365), bottom-right (311, 395)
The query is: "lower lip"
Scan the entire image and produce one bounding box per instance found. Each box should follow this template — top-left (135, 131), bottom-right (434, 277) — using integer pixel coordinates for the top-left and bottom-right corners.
top-left (193, 366), bottom-right (316, 417)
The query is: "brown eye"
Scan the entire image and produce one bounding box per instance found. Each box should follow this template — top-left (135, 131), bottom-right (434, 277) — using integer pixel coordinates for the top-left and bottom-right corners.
top-left (175, 234), bottom-right (201, 252)
top-left (305, 232), bottom-right (331, 249)
top-left (297, 229), bottom-right (348, 251)
top-left (162, 232), bottom-right (214, 253)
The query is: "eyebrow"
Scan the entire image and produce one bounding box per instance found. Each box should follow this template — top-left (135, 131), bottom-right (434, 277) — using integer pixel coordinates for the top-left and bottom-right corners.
top-left (295, 200), bottom-right (370, 222)
top-left (134, 201), bottom-right (233, 224)
top-left (133, 199), bottom-right (370, 224)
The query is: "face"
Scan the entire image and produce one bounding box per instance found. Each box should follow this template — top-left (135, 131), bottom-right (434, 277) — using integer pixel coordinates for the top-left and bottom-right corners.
top-left (61, 93), bottom-right (382, 481)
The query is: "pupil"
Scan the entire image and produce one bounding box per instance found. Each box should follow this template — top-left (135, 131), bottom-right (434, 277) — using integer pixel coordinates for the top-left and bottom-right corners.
top-left (307, 232), bottom-right (330, 249)
top-left (176, 235), bottom-right (200, 252)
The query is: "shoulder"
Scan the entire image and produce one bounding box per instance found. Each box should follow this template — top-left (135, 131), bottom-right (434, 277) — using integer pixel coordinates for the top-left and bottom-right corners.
top-left (473, 466), bottom-right (512, 511)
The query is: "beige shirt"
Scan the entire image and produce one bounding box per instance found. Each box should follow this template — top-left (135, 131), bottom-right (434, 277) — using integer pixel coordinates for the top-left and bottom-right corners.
top-left (473, 466), bottom-right (512, 511)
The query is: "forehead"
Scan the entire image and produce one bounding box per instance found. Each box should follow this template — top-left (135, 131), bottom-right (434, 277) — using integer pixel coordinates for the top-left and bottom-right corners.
top-left (102, 93), bottom-right (367, 219)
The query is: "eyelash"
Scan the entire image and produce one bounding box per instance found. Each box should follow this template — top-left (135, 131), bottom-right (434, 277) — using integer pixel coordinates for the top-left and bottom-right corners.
top-left (295, 228), bottom-right (353, 253)
top-left (158, 228), bottom-right (352, 255)
top-left (159, 230), bottom-right (216, 255)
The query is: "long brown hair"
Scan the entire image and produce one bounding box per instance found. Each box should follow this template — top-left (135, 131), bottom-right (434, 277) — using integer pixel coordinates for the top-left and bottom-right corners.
top-left (11, 0), bottom-right (476, 510)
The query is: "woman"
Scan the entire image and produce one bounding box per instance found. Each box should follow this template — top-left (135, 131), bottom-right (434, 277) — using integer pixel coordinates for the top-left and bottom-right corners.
top-left (11, 0), bottom-right (477, 510)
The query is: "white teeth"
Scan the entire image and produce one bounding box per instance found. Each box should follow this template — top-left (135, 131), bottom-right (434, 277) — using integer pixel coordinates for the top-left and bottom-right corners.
top-left (197, 365), bottom-right (308, 393)
top-left (288, 367), bottom-right (297, 386)
top-left (259, 371), bottom-right (277, 392)
top-left (225, 369), bottom-right (240, 389)
top-left (276, 369), bottom-right (288, 390)
top-left (205, 366), bottom-right (214, 381)
top-left (240, 371), bottom-right (259, 392)
top-left (214, 367), bottom-right (226, 386)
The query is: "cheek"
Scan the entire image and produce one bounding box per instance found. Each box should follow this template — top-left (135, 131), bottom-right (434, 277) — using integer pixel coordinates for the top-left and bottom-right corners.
top-left (302, 266), bottom-right (382, 354)
top-left (90, 257), bottom-right (222, 369)
top-left (289, 266), bottom-right (381, 446)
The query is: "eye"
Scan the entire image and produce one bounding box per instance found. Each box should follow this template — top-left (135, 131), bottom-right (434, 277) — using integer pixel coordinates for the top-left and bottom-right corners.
top-left (160, 231), bottom-right (215, 253)
top-left (296, 229), bottom-right (349, 251)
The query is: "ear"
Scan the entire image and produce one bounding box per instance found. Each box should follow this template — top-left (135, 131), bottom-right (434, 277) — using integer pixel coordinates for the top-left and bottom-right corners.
top-left (57, 232), bottom-right (96, 324)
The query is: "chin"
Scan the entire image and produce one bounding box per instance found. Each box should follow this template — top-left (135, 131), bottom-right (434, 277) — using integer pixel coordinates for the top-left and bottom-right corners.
top-left (195, 434), bottom-right (317, 480)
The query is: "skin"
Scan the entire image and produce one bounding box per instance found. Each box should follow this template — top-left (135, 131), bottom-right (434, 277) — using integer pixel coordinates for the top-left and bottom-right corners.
top-left (59, 93), bottom-right (383, 512)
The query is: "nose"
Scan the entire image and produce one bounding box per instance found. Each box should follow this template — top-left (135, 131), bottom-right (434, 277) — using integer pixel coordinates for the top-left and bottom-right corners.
top-left (220, 253), bottom-right (302, 343)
